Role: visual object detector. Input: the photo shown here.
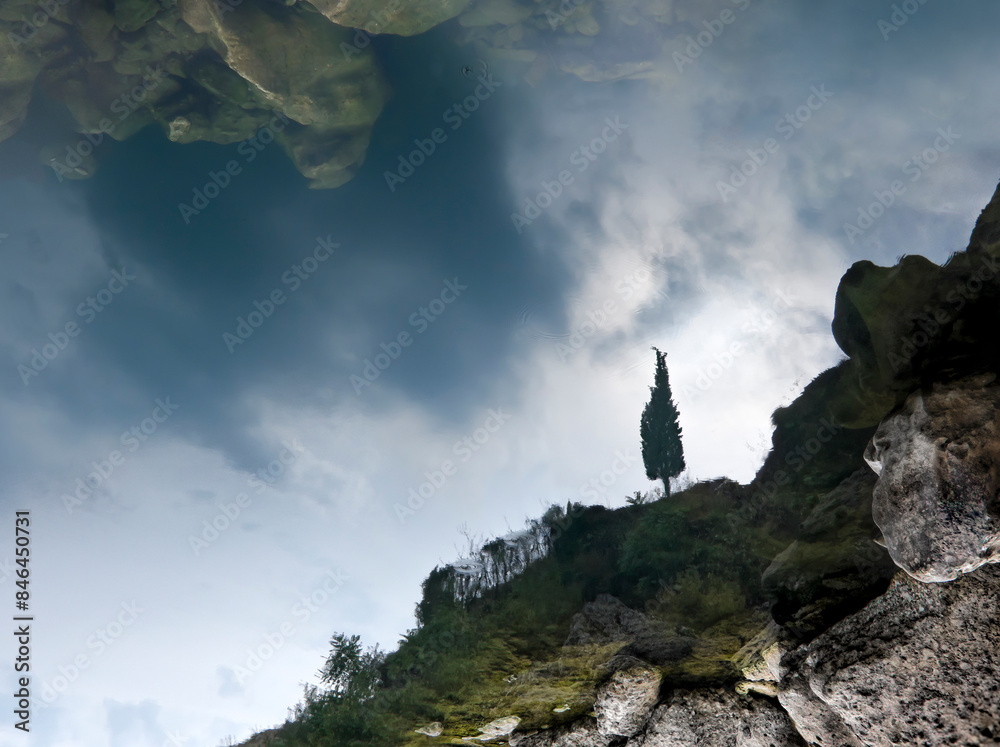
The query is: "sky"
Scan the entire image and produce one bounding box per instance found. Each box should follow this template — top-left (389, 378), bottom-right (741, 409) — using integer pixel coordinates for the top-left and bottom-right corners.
top-left (2, 0), bottom-right (1000, 744)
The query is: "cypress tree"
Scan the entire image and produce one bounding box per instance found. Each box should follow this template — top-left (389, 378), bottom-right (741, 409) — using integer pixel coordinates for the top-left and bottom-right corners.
top-left (640, 348), bottom-right (685, 497)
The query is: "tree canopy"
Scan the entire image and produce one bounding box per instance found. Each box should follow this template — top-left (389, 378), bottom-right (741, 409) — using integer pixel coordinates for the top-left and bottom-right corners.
top-left (640, 347), bottom-right (685, 496)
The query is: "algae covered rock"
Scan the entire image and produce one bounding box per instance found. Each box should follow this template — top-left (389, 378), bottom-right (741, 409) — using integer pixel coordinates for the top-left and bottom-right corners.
top-left (2, 0), bottom-right (389, 188)
top-left (178, 0), bottom-right (388, 186)
top-left (111, 0), bottom-right (162, 32)
top-left (564, 594), bottom-right (653, 646)
top-left (761, 468), bottom-right (897, 638)
top-left (178, 0), bottom-right (388, 128)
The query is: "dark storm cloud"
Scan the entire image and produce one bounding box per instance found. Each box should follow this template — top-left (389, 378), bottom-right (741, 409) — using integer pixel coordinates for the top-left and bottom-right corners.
top-left (1, 28), bottom-right (576, 475)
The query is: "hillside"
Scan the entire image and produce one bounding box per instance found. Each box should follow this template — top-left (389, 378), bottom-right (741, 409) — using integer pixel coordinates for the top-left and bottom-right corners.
top-left (239, 180), bottom-right (1000, 747)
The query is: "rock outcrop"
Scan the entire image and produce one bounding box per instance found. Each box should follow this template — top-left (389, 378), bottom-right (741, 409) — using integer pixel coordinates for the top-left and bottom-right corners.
top-left (451, 0), bottom-right (715, 86)
top-left (762, 468), bottom-right (898, 638)
top-left (564, 594), bottom-right (656, 646)
top-left (779, 565), bottom-right (1000, 746)
top-left (864, 375), bottom-right (1000, 582)
top-left (593, 663), bottom-right (661, 738)
top-left (2, 0), bottom-right (388, 187)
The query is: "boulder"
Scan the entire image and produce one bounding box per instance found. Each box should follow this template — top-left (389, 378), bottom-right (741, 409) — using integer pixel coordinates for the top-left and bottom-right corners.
top-left (637, 689), bottom-right (806, 747)
top-left (593, 663), bottom-right (661, 738)
top-left (563, 594), bottom-right (652, 646)
top-left (779, 565), bottom-right (1000, 746)
top-left (864, 375), bottom-right (1000, 582)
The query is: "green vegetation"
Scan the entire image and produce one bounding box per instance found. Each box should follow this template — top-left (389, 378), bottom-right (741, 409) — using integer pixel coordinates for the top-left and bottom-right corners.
top-left (640, 348), bottom-right (686, 497)
top-left (245, 479), bottom-right (785, 747)
top-left (241, 350), bottom-right (896, 747)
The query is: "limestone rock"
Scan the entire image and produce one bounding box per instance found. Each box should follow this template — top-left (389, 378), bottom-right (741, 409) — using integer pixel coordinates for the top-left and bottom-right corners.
top-left (779, 565), bottom-right (1000, 746)
top-left (636, 689), bottom-right (806, 747)
top-left (829, 245), bottom-right (1000, 429)
top-left (415, 721), bottom-right (443, 737)
top-left (74, 2), bottom-right (118, 63)
top-left (593, 663), bottom-right (661, 738)
top-left (175, 0), bottom-right (388, 186)
top-left (864, 376), bottom-right (1000, 582)
top-left (735, 681), bottom-right (778, 697)
top-left (277, 123), bottom-right (374, 189)
top-left (732, 621), bottom-right (786, 683)
top-left (473, 715), bottom-right (521, 741)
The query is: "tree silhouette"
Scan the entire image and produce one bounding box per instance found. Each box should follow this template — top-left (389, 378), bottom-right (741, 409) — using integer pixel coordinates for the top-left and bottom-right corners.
top-left (640, 348), bottom-right (685, 497)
